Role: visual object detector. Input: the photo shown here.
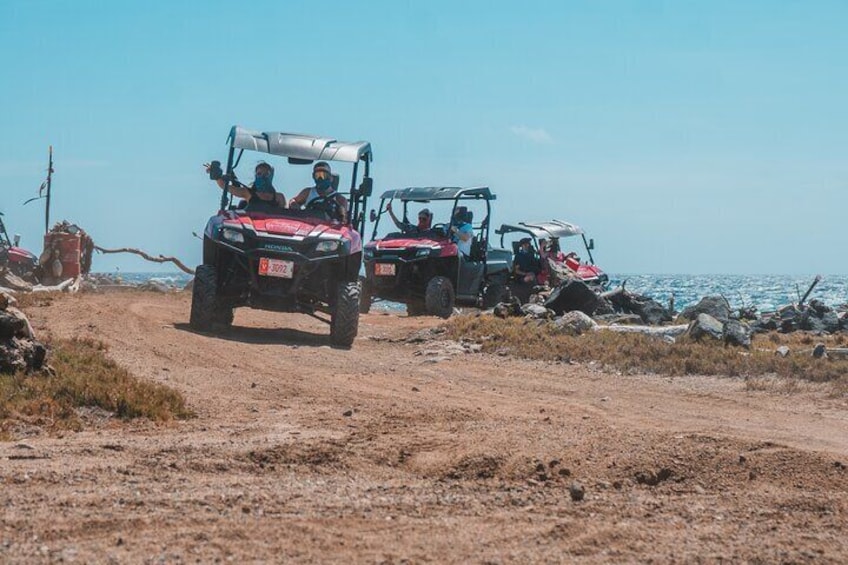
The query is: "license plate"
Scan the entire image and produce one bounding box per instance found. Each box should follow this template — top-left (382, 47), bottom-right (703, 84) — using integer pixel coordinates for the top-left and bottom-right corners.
top-left (375, 263), bottom-right (396, 276)
top-left (258, 257), bottom-right (294, 279)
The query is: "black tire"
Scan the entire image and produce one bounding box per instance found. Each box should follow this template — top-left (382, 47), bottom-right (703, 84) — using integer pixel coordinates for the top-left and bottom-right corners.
top-left (425, 276), bottom-right (455, 319)
top-left (189, 265), bottom-right (233, 331)
top-left (482, 281), bottom-right (507, 308)
top-left (359, 275), bottom-right (372, 314)
top-left (331, 281), bottom-right (360, 347)
top-left (406, 300), bottom-right (427, 317)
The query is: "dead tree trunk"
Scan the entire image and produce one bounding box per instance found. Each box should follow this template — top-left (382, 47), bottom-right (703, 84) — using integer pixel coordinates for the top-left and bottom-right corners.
top-left (94, 246), bottom-right (195, 275)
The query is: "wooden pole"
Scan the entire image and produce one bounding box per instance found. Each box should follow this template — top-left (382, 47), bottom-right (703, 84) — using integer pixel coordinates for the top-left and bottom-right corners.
top-left (45, 146), bottom-right (53, 234)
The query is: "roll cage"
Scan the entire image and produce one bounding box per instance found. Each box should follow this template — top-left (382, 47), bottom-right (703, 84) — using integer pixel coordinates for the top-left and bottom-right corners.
top-left (370, 186), bottom-right (496, 248)
top-left (496, 220), bottom-right (597, 265)
top-left (221, 126), bottom-right (374, 233)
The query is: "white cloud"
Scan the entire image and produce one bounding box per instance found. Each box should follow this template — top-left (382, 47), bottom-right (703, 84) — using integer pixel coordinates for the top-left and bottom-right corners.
top-left (510, 125), bottom-right (553, 144)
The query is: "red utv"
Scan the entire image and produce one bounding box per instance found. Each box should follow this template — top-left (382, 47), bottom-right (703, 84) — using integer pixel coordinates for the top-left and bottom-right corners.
top-left (496, 219), bottom-right (608, 302)
top-left (0, 212), bottom-right (40, 281)
top-left (361, 187), bottom-right (511, 317)
top-left (190, 126), bottom-right (373, 347)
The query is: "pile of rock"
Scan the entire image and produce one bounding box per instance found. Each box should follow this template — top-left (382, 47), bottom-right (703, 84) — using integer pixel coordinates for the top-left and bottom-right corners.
top-left (0, 292), bottom-right (47, 373)
top-left (492, 279), bottom-right (848, 348)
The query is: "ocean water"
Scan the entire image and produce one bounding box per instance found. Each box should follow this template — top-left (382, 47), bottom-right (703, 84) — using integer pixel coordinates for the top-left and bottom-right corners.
top-left (99, 272), bottom-right (848, 313)
top-left (611, 274), bottom-right (848, 313)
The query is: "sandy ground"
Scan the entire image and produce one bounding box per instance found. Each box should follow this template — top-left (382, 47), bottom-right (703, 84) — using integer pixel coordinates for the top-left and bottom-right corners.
top-left (1, 290), bottom-right (847, 563)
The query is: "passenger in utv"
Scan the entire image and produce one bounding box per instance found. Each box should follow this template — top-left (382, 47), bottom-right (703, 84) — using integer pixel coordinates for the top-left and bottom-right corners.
top-left (289, 161), bottom-right (348, 223)
top-left (386, 202), bottom-right (433, 233)
top-left (204, 161), bottom-right (287, 211)
top-left (449, 206), bottom-right (474, 256)
top-left (514, 237), bottom-right (540, 284)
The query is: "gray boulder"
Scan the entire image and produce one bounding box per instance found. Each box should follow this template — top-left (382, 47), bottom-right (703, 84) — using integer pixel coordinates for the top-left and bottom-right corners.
top-left (607, 292), bottom-right (672, 326)
top-left (778, 304), bottom-right (800, 333)
top-left (494, 296), bottom-right (522, 318)
top-left (723, 320), bottom-right (752, 348)
top-left (544, 279), bottom-right (600, 316)
top-left (685, 313), bottom-right (724, 341)
top-left (799, 311), bottom-right (826, 333)
top-left (808, 299), bottom-right (831, 315)
top-left (679, 296), bottom-right (731, 323)
top-left (552, 311), bottom-right (598, 335)
top-left (750, 316), bottom-right (778, 334)
top-left (822, 311), bottom-right (841, 334)
top-left (521, 303), bottom-right (553, 320)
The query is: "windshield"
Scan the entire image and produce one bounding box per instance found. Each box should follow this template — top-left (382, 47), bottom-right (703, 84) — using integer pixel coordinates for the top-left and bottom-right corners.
top-left (372, 198), bottom-right (490, 241)
top-left (224, 156), bottom-right (355, 222)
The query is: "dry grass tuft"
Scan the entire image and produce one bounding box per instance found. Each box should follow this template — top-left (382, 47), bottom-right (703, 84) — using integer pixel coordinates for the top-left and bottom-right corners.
top-left (0, 337), bottom-right (193, 436)
top-left (444, 316), bottom-right (848, 387)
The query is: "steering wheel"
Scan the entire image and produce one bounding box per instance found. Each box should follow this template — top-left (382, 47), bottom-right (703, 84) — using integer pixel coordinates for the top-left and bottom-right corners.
top-left (305, 194), bottom-right (342, 220)
top-left (431, 223), bottom-right (450, 237)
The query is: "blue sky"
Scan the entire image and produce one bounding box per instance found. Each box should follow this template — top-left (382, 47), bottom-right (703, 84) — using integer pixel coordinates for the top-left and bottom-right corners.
top-left (1, 0), bottom-right (845, 275)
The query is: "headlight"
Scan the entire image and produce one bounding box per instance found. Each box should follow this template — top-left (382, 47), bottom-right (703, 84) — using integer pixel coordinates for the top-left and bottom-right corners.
top-left (364, 247), bottom-right (374, 259)
top-left (415, 248), bottom-right (431, 257)
top-left (315, 240), bottom-right (340, 253)
top-left (221, 228), bottom-right (244, 244)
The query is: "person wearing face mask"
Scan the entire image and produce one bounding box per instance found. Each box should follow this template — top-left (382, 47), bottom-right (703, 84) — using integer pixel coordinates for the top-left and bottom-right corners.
top-left (289, 161), bottom-right (348, 222)
top-left (386, 201), bottom-right (432, 234)
top-left (204, 161), bottom-right (286, 211)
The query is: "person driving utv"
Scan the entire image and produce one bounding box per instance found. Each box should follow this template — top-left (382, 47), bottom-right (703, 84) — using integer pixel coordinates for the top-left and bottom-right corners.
top-left (204, 161), bottom-right (287, 211)
top-left (289, 161), bottom-right (348, 223)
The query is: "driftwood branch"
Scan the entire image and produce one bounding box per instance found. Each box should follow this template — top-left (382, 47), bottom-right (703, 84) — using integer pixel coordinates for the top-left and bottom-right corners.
top-left (94, 246), bottom-right (195, 275)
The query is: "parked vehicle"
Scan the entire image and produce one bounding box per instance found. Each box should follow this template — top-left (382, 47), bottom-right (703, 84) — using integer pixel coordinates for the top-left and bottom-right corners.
top-left (0, 211), bottom-right (39, 281)
top-left (362, 186), bottom-right (511, 317)
top-left (495, 220), bottom-right (609, 299)
top-left (191, 126), bottom-right (373, 347)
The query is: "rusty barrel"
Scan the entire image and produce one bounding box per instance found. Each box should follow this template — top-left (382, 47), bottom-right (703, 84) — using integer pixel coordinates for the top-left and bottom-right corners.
top-left (44, 233), bottom-right (82, 279)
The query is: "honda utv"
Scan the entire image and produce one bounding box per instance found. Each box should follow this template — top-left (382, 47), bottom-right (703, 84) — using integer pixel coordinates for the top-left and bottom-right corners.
top-left (0, 211), bottom-right (39, 281)
top-left (496, 219), bottom-right (609, 303)
top-left (190, 126), bottom-right (373, 347)
top-left (361, 186), bottom-right (511, 318)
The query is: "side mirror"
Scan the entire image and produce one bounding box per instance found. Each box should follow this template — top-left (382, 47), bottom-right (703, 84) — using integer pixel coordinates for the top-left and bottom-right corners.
top-left (13, 234), bottom-right (20, 247)
top-left (588, 238), bottom-right (595, 250)
top-left (369, 209), bottom-right (377, 223)
top-left (359, 177), bottom-right (373, 197)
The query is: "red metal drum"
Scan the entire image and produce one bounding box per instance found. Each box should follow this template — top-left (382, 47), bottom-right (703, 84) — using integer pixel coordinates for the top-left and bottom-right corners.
top-left (44, 233), bottom-right (82, 279)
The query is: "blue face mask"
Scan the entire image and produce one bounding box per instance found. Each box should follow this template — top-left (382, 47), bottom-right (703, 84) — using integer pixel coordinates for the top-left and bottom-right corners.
top-left (315, 177), bottom-right (332, 191)
top-left (254, 176), bottom-right (273, 192)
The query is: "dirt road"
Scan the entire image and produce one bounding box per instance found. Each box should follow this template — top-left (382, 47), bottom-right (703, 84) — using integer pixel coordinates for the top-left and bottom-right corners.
top-left (2, 291), bottom-right (847, 563)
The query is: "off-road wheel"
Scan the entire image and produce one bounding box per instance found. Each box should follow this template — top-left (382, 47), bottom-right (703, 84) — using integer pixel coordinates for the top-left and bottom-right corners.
top-left (359, 275), bottom-right (372, 314)
top-left (189, 264), bottom-right (233, 331)
top-left (406, 300), bottom-right (427, 317)
top-left (330, 281), bottom-right (360, 347)
top-left (482, 280), bottom-right (507, 308)
top-left (425, 276), bottom-right (455, 319)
